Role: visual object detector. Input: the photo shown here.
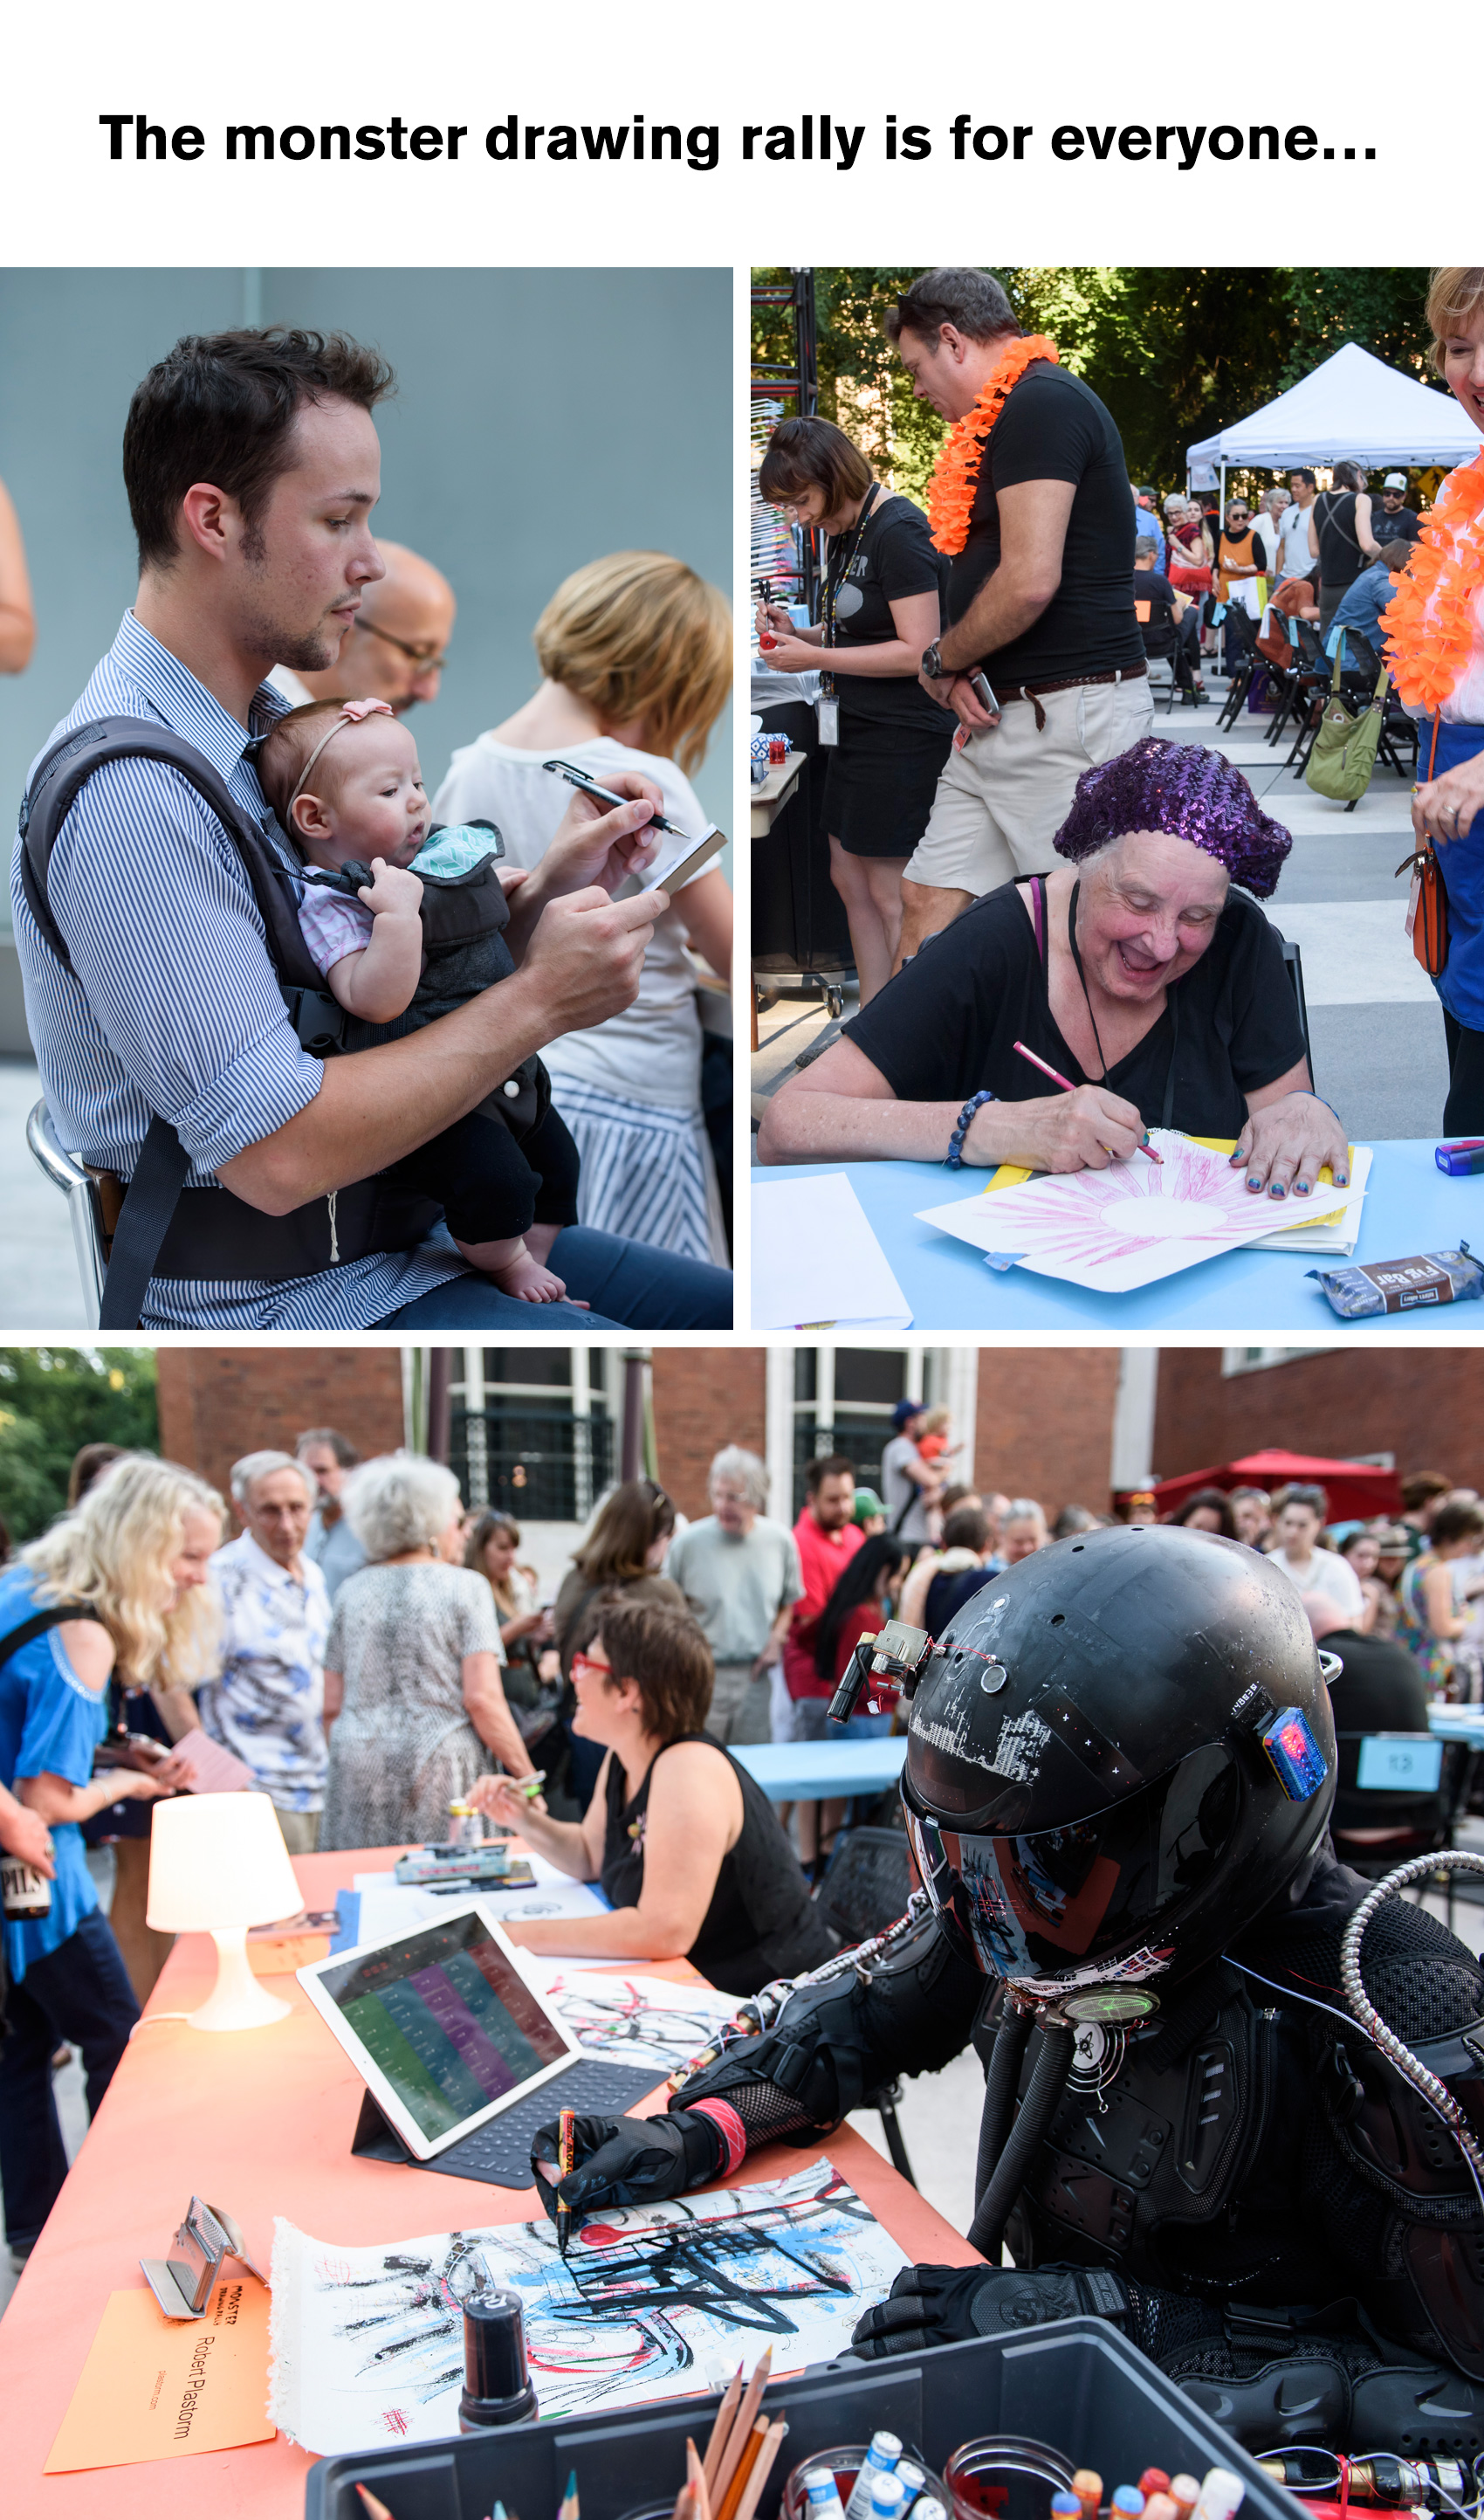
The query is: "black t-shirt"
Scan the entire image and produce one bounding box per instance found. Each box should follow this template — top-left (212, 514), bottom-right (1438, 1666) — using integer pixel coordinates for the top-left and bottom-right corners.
top-left (823, 492), bottom-right (950, 731)
top-left (1314, 490), bottom-right (1365, 590)
top-left (842, 876), bottom-right (1307, 1139)
top-left (1376, 506), bottom-right (1421, 547)
top-left (947, 363), bottom-right (1144, 685)
top-left (1135, 568), bottom-right (1180, 653)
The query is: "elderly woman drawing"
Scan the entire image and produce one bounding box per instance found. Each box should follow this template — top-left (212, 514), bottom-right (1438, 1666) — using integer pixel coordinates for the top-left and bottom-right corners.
top-left (319, 1455), bottom-right (536, 1849)
top-left (758, 740), bottom-right (1349, 1203)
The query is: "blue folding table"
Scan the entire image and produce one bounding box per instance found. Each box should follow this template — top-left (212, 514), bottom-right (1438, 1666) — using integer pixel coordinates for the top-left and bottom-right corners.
top-left (732, 1739), bottom-right (909, 1802)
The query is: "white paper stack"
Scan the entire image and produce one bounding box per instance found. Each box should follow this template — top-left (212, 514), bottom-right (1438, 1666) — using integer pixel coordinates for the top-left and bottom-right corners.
top-left (752, 1171), bottom-right (911, 1328)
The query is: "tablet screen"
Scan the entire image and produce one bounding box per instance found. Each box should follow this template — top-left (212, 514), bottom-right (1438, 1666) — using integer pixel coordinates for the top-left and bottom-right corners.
top-left (310, 1908), bottom-right (574, 2148)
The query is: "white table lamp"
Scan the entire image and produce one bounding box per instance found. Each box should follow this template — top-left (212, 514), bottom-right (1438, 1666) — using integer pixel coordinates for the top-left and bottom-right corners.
top-left (147, 1793), bottom-right (305, 2032)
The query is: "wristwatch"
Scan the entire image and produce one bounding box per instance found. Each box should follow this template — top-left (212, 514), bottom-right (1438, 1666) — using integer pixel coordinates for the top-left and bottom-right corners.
top-left (921, 639), bottom-right (945, 680)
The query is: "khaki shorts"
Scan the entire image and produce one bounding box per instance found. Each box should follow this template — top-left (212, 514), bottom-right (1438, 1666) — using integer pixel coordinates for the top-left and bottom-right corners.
top-left (903, 672), bottom-right (1156, 897)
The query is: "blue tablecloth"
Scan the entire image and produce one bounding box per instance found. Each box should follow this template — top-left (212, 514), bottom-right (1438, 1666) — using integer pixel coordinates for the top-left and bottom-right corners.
top-left (754, 1146), bottom-right (1484, 1331)
top-left (1429, 1709), bottom-right (1484, 1752)
top-left (732, 1739), bottom-right (908, 1801)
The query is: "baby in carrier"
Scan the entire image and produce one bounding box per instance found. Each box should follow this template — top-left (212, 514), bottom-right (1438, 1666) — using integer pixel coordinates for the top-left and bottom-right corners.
top-left (258, 697), bottom-right (583, 1304)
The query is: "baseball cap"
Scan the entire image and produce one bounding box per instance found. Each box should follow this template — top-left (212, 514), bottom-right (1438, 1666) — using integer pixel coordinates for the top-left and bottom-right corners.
top-left (852, 1487), bottom-right (885, 1526)
top-left (891, 1399), bottom-right (924, 1429)
top-left (1383, 472), bottom-right (1408, 490)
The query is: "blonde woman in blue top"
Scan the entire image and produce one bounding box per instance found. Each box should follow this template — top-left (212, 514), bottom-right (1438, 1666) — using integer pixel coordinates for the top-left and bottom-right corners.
top-left (0, 1456), bottom-right (223, 2262)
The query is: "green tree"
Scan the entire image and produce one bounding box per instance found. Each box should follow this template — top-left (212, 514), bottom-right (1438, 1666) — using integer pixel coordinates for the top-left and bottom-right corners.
top-left (0, 1348), bottom-right (159, 1543)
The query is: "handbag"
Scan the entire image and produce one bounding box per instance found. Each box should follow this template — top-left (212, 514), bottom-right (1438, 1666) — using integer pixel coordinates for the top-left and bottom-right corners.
top-left (1305, 641), bottom-right (1388, 804)
top-left (1396, 718), bottom-right (1450, 979)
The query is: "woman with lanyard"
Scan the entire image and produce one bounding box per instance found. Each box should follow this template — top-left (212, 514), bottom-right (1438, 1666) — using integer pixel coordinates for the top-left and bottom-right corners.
top-left (756, 417), bottom-right (953, 1003)
top-left (1384, 268), bottom-right (1484, 1131)
top-left (759, 737), bottom-right (1351, 1203)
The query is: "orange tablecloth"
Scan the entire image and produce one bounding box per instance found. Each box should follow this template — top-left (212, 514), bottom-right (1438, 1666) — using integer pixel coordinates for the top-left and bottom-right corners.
top-left (7, 1845), bottom-right (978, 2518)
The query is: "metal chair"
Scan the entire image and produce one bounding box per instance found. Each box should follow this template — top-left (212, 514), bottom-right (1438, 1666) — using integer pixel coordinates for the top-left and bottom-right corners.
top-left (25, 1100), bottom-right (106, 1325)
top-left (814, 1827), bottom-right (918, 2186)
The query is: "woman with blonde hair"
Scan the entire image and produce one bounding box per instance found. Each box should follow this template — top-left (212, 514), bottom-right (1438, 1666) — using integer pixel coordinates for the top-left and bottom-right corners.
top-left (1385, 269), bottom-right (1484, 1129)
top-left (0, 1456), bottom-right (223, 2263)
top-left (432, 553), bottom-right (732, 1260)
top-left (319, 1456), bottom-right (538, 1849)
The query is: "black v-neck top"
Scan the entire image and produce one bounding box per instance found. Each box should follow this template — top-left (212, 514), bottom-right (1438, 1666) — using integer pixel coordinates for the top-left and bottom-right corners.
top-left (842, 875), bottom-right (1304, 1139)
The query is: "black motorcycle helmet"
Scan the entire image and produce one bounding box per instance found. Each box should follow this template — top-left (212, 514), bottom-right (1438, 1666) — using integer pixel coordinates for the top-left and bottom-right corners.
top-left (901, 1523), bottom-right (1336, 1999)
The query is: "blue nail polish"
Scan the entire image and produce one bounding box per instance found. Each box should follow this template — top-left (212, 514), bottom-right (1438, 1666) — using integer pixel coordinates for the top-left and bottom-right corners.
top-left (1295, 1182), bottom-right (1310, 1196)
top-left (1269, 1183), bottom-right (1287, 1199)
top-left (1247, 1175), bottom-right (1262, 1190)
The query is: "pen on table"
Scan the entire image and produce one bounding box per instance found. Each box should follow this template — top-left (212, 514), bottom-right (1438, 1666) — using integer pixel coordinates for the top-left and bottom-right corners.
top-left (556, 2107), bottom-right (576, 2259)
top-left (1011, 1037), bottom-right (1163, 1165)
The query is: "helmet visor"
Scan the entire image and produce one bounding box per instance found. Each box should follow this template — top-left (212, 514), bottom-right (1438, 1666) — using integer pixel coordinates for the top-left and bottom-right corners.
top-left (904, 1742), bottom-right (1242, 1984)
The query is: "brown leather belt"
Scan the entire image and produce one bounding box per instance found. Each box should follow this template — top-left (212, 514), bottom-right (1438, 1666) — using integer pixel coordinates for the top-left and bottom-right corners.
top-left (996, 660), bottom-right (1148, 731)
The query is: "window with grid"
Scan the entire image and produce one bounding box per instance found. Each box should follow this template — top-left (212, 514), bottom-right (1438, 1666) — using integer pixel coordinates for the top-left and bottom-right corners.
top-left (449, 1349), bottom-right (612, 1518)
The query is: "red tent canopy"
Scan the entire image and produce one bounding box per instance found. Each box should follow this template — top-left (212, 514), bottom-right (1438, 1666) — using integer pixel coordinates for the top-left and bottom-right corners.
top-left (1153, 1449), bottom-right (1402, 1523)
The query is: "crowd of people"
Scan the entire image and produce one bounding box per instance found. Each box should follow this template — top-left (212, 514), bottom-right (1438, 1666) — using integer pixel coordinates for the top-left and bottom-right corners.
top-left (754, 261), bottom-right (1484, 1143)
top-left (6, 325), bottom-right (733, 1327)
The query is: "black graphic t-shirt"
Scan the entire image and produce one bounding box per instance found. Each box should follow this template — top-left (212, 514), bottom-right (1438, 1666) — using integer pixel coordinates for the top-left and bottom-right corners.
top-left (824, 493), bottom-right (951, 731)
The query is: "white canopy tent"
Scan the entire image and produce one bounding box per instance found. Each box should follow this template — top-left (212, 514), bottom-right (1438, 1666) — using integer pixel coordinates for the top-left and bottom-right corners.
top-left (1185, 340), bottom-right (1480, 521)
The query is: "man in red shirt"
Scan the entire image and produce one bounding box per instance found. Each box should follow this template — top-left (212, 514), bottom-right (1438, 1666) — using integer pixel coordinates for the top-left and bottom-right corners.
top-left (781, 1455), bottom-right (862, 1728)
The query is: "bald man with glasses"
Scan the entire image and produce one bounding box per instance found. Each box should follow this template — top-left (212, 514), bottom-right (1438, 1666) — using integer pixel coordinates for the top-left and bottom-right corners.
top-left (271, 537), bottom-right (455, 714)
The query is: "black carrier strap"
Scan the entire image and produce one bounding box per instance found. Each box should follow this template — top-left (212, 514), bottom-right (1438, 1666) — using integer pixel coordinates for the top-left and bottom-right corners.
top-left (18, 717), bottom-right (440, 1325)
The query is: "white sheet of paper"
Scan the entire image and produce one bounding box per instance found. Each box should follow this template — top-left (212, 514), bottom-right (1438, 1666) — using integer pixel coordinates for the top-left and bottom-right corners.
top-left (268, 2157), bottom-right (909, 2453)
top-left (350, 1868), bottom-right (608, 1947)
top-left (1246, 1144), bottom-right (1372, 1254)
top-left (916, 1129), bottom-right (1357, 1294)
top-left (514, 1957), bottom-right (739, 2073)
top-left (752, 1172), bottom-right (911, 1330)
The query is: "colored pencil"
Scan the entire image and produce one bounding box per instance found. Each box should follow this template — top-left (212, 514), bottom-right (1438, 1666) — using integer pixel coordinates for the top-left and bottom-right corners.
top-left (688, 2436), bottom-right (716, 2520)
top-left (1012, 1039), bottom-right (1163, 1165)
top-left (556, 2109), bottom-right (576, 2260)
top-left (559, 2470), bottom-right (581, 2520)
top-left (716, 2421), bottom-right (767, 2520)
top-left (711, 2349), bottom-right (773, 2509)
top-left (355, 2489), bottom-right (396, 2520)
top-left (703, 2365), bottom-right (744, 2495)
top-left (734, 2421), bottom-right (788, 2520)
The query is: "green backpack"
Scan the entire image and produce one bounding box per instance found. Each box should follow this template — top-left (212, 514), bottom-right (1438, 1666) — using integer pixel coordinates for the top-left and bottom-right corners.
top-left (1305, 638), bottom-right (1389, 806)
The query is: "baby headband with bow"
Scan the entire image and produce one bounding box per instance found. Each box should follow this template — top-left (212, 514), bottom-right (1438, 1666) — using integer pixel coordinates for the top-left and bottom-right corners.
top-left (288, 698), bottom-right (394, 808)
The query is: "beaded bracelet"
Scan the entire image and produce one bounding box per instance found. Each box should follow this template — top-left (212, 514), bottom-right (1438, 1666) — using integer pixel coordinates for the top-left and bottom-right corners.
top-left (946, 1089), bottom-right (996, 1168)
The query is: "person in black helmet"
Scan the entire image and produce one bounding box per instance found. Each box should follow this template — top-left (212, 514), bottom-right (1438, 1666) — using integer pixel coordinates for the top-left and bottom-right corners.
top-left (528, 1524), bottom-right (1484, 2456)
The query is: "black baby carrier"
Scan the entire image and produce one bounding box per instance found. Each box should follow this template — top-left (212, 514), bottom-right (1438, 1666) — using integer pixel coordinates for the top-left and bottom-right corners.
top-left (19, 716), bottom-right (515, 1326)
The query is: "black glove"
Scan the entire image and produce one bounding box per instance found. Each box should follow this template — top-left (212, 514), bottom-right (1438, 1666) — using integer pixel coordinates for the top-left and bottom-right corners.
top-left (528, 2109), bottom-right (725, 2224)
top-left (851, 2262), bottom-right (1129, 2358)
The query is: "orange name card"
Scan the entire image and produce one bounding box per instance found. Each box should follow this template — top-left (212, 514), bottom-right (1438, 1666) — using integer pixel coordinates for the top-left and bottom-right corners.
top-left (45, 2275), bottom-right (275, 2472)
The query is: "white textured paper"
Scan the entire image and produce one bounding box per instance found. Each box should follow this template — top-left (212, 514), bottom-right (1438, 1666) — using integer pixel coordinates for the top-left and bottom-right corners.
top-left (916, 1130), bottom-right (1357, 1293)
top-left (515, 1959), bottom-right (739, 2074)
top-left (752, 1172), bottom-right (911, 1329)
top-left (268, 2157), bottom-right (908, 2452)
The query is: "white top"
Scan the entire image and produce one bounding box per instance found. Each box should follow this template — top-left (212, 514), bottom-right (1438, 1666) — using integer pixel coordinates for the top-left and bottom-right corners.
top-left (267, 664), bottom-right (314, 708)
top-left (1268, 1545), bottom-right (1366, 1623)
top-left (1275, 502), bottom-right (1316, 580)
top-left (430, 733), bottom-right (719, 1111)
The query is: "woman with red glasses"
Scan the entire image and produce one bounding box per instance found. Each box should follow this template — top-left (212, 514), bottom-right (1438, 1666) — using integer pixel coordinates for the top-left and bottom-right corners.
top-left (470, 1597), bottom-right (834, 1996)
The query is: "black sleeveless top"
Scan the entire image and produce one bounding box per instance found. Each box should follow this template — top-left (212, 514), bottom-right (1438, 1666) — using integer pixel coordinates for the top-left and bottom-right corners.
top-left (600, 1733), bottom-right (835, 1998)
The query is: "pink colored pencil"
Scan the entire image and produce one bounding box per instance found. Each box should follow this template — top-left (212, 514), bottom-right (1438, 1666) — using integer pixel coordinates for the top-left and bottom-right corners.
top-left (1011, 1038), bottom-right (1163, 1165)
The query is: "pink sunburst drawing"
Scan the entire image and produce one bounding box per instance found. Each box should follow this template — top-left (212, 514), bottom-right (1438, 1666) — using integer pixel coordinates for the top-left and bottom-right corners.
top-left (917, 1132), bottom-right (1350, 1294)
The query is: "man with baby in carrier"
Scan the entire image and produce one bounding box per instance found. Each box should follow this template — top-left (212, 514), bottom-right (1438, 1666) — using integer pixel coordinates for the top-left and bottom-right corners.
top-left (11, 327), bottom-right (732, 1331)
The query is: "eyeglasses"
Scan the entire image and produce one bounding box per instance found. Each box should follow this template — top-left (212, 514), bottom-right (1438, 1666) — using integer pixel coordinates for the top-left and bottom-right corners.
top-left (570, 1650), bottom-right (612, 1684)
top-left (354, 617), bottom-right (450, 672)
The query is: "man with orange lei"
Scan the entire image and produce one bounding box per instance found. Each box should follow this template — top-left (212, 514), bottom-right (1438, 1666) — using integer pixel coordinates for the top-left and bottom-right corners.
top-left (883, 267), bottom-right (1153, 964)
top-left (1383, 267), bottom-right (1484, 1130)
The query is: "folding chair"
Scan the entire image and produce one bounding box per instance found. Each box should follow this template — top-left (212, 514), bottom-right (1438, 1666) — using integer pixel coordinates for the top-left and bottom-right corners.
top-left (1144, 649), bottom-right (1181, 714)
top-left (814, 1828), bottom-right (918, 2185)
top-left (25, 1098), bottom-right (107, 1326)
top-left (1216, 607), bottom-right (1261, 730)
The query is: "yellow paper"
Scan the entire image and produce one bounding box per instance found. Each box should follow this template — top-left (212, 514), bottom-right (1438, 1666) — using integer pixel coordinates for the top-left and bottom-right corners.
top-left (985, 1136), bottom-right (1357, 1213)
top-left (45, 2275), bottom-right (275, 2472)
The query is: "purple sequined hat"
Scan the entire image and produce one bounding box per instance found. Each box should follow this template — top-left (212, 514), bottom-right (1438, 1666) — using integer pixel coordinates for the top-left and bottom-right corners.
top-left (1053, 739), bottom-right (1292, 899)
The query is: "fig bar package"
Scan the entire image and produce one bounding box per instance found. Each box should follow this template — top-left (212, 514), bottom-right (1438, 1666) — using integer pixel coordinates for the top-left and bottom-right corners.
top-left (1308, 1243), bottom-right (1484, 1319)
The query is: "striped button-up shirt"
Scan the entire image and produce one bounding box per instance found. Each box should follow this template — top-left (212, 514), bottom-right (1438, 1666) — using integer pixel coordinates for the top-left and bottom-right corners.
top-left (11, 611), bottom-right (462, 1328)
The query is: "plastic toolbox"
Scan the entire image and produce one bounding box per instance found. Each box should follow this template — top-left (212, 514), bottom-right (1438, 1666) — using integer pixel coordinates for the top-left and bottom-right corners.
top-left (304, 2317), bottom-right (1299, 2520)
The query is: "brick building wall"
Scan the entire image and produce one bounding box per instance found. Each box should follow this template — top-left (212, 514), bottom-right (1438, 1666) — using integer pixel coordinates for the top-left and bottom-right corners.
top-left (155, 1348), bottom-right (406, 1507)
top-left (1152, 1350), bottom-right (1484, 1491)
top-left (974, 1348), bottom-right (1123, 1518)
top-left (651, 1349), bottom-right (767, 1521)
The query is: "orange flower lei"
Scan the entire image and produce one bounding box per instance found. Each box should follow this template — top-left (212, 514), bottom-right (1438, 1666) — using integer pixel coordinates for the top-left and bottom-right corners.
top-left (926, 335), bottom-right (1061, 555)
top-left (1380, 447), bottom-right (1484, 713)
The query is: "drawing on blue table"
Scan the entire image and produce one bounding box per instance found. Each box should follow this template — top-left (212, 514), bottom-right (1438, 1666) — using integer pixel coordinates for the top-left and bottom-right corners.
top-left (268, 2155), bottom-right (909, 2454)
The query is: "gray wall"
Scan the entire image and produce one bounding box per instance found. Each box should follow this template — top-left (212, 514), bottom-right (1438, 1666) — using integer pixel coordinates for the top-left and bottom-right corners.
top-left (0, 267), bottom-right (732, 926)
